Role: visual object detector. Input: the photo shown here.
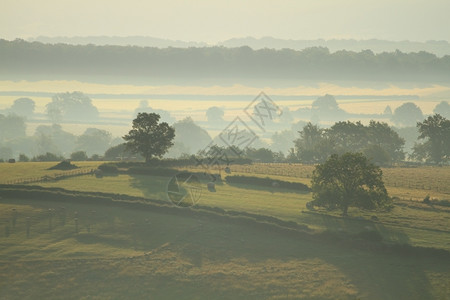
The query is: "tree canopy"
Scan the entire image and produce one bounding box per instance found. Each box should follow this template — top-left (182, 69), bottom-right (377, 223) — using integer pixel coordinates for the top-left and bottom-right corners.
top-left (0, 114), bottom-right (26, 142)
top-left (9, 98), bottom-right (35, 118)
top-left (391, 102), bottom-right (424, 127)
top-left (2, 39), bottom-right (450, 84)
top-left (311, 152), bottom-right (391, 216)
top-left (433, 101), bottom-right (450, 119)
top-left (123, 113), bottom-right (175, 162)
top-left (76, 128), bottom-right (112, 157)
top-left (412, 114), bottom-right (450, 164)
top-left (294, 120), bottom-right (405, 165)
top-left (46, 92), bottom-right (99, 123)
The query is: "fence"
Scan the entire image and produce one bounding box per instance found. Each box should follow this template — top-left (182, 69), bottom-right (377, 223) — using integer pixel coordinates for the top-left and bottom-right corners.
top-left (3, 168), bottom-right (95, 185)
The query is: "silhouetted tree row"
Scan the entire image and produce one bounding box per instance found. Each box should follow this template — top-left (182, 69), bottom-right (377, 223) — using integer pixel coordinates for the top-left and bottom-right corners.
top-left (1, 39), bottom-right (449, 83)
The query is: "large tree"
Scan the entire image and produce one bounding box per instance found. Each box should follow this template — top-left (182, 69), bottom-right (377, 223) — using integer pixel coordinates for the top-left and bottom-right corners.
top-left (46, 92), bottom-right (99, 123)
top-left (123, 113), bottom-right (175, 162)
top-left (433, 101), bottom-right (450, 119)
top-left (412, 114), bottom-right (450, 164)
top-left (294, 122), bottom-right (331, 163)
top-left (76, 128), bottom-right (112, 157)
top-left (311, 152), bottom-right (391, 216)
top-left (294, 120), bottom-right (404, 165)
top-left (10, 98), bottom-right (35, 118)
top-left (391, 102), bottom-right (423, 127)
top-left (0, 114), bottom-right (26, 142)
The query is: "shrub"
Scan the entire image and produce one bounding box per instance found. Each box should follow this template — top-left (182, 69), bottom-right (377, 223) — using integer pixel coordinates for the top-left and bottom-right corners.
top-left (47, 160), bottom-right (79, 170)
top-left (97, 163), bottom-right (119, 173)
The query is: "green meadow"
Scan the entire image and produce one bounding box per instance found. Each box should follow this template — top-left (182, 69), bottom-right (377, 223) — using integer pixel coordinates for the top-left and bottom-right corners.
top-left (0, 162), bottom-right (449, 299)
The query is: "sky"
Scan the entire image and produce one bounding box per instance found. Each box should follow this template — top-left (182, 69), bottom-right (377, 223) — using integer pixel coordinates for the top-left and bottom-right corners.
top-left (1, 0), bottom-right (450, 43)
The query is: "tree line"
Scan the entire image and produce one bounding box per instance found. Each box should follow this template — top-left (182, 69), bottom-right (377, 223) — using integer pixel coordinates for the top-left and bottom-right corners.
top-left (1, 39), bottom-right (449, 83)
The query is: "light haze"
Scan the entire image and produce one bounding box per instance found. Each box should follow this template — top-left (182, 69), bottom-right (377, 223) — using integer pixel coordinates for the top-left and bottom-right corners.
top-left (1, 0), bottom-right (449, 42)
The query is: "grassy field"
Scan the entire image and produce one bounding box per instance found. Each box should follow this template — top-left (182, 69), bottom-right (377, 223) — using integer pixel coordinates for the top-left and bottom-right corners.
top-left (0, 162), bottom-right (449, 299)
top-left (227, 163), bottom-right (450, 200)
top-left (0, 197), bottom-right (449, 299)
top-left (0, 162), bottom-right (103, 184)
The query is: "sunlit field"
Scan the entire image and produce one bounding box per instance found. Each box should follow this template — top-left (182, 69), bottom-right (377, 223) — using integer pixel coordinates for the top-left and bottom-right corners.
top-left (1, 162), bottom-right (449, 251)
top-left (0, 156), bottom-right (449, 300)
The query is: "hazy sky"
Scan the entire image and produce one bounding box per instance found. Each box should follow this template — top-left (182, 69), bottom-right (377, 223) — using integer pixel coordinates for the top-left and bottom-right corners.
top-left (1, 0), bottom-right (449, 43)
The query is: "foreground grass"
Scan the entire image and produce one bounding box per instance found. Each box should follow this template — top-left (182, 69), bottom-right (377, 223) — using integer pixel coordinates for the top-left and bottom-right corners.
top-left (0, 162), bottom-right (449, 298)
top-left (0, 198), bottom-right (449, 300)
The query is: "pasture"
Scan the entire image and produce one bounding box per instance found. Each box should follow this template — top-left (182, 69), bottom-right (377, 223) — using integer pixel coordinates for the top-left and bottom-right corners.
top-left (0, 162), bottom-right (449, 299)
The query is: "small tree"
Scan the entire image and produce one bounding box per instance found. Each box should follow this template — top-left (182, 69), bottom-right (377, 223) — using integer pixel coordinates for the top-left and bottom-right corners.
top-left (311, 152), bottom-right (390, 216)
top-left (123, 113), bottom-right (175, 163)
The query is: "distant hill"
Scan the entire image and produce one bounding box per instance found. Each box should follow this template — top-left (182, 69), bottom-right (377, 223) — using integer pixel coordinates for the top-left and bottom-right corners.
top-left (28, 36), bottom-right (450, 57)
top-left (29, 36), bottom-right (207, 48)
top-left (220, 37), bottom-right (450, 57)
top-left (1, 39), bottom-right (449, 85)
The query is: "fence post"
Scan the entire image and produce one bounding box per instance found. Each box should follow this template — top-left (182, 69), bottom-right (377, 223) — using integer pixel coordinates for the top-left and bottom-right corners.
top-left (26, 217), bottom-right (31, 238)
top-left (48, 209), bottom-right (53, 232)
top-left (12, 208), bottom-right (17, 229)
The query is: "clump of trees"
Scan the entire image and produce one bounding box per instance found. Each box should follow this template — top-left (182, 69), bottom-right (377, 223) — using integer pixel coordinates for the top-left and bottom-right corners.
top-left (294, 120), bottom-right (405, 165)
top-left (310, 152), bottom-right (391, 216)
top-left (46, 92), bottom-right (99, 123)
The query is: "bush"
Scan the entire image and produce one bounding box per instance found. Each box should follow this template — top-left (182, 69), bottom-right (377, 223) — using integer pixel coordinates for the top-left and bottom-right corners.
top-left (97, 163), bottom-right (119, 173)
top-left (47, 160), bottom-right (79, 170)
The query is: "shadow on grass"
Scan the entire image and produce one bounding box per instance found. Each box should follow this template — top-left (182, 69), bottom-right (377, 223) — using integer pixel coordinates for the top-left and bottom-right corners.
top-left (128, 174), bottom-right (171, 202)
top-left (225, 181), bottom-right (311, 195)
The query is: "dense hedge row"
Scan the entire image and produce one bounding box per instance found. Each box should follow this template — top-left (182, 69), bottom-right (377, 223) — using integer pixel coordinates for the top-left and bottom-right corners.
top-left (109, 157), bottom-right (252, 169)
top-left (127, 167), bottom-right (179, 176)
top-left (225, 175), bottom-right (311, 192)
